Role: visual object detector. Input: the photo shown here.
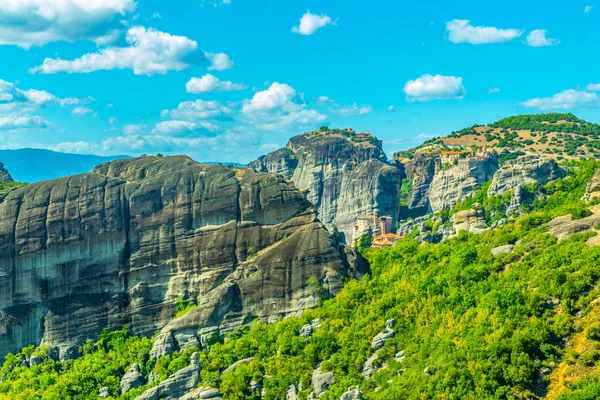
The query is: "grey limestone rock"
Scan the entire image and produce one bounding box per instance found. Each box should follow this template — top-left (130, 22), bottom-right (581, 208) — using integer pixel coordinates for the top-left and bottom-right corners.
top-left (99, 387), bottom-right (111, 399)
top-left (340, 386), bottom-right (364, 400)
top-left (249, 132), bottom-right (403, 242)
top-left (371, 319), bottom-right (395, 350)
top-left (0, 156), bottom-right (349, 361)
top-left (0, 162), bottom-right (13, 184)
top-left (491, 245), bottom-right (514, 257)
top-left (488, 156), bottom-right (564, 197)
top-left (121, 363), bottom-right (144, 394)
top-left (312, 366), bottom-right (335, 395)
top-left (135, 352), bottom-right (200, 400)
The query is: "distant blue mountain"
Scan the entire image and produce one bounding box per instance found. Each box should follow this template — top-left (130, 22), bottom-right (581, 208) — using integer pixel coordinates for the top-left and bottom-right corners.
top-left (0, 148), bottom-right (129, 183)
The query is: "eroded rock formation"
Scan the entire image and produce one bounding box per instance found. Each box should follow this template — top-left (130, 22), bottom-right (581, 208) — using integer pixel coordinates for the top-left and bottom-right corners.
top-left (488, 156), bottom-right (564, 197)
top-left (427, 157), bottom-right (498, 213)
top-left (249, 132), bottom-right (403, 242)
top-left (0, 162), bottom-right (12, 184)
top-left (0, 156), bottom-right (350, 360)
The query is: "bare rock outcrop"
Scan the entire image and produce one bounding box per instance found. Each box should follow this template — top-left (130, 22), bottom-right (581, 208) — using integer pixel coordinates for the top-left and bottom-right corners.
top-left (249, 132), bottom-right (403, 242)
top-left (585, 170), bottom-right (600, 202)
top-left (452, 209), bottom-right (490, 235)
top-left (428, 157), bottom-right (498, 213)
top-left (0, 162), bottom-right (13, 184)
top-left (136, 352), bottom-right (200, 400)
top-left (371, 319), bottom-right (395, 350)
top-left (0, 156), bottom-right (350, 360)
top-left (312, 366), bottom-right (335, 395)
top-left (488, 156), bottom-right (564, 197)
top-left (394, 150), bottom-right (440, 211)
top-left (491, 245), bottom-right (514, 257)
top-left (121, 363), bottom-right (145, 394)
top-left (340, 386), bottom-right (363, 400)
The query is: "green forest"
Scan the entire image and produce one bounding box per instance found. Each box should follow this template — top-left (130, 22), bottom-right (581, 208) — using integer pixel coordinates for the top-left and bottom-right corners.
top-left (4, 160), bottom-right (600, 399)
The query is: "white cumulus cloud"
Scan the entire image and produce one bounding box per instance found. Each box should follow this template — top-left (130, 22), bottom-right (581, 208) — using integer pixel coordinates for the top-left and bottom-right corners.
top-left (71, 106), bottom-right (96, 116)
top-left (404, 74), bottom-right (466, 102)
top-left (29, 26), bottom-right (210, 76)
top-left (519, 89), bottom-right (600, 110)
top-left (186, 74), bottom-right (247, 93)
top-left (586, 83), bottom-right (600, 91)
top-left (446, 19), bottom-right (523, 44)
top-left (241, 82), bottom-right (326, 131)
top-left (585, 5), bottom-right (593, 13)
top-left (488, 88), bottom-right (501, 94)
top-left (292, 11), bottom-right (335, 35)
top-left (164, 100), bottom-right (232, 121)
top-left (0, 0), bottom-right (137, 49)
top-left (526, 29), bottom-right (560, 47)
top-left (123, 124), bottom-right (147, 135)
top-left (205, 52), bottom-right (234, 71)
top-left (0, 115), bottom-right (50, 130)
top-left (152, 120), bottom-right (218, 136)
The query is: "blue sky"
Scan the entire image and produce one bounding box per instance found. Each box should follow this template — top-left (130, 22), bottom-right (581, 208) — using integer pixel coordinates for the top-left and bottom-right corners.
top-left (1, 0), bottom-right (600, 163)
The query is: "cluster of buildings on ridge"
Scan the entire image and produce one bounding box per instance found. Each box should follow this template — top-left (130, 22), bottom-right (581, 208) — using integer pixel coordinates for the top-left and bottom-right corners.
top-left (352, 215), bottom-right (404, 248)
top-left (440, 147), bottom-right (491, 166)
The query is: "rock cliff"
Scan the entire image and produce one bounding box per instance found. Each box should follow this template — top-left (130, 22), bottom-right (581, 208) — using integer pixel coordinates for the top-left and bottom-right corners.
top-left (427, 156), bottom-right (498, 213)
top-left (0, 162), bottom-right (13, 184)
top-left (394, 150), bottom-right (440, 211)
top-left (488, 156), bottom-right (564, 197)
top-left (249, 132), bottom-right (403, 242)
top-left (0, 156), bottom-right (351, 361)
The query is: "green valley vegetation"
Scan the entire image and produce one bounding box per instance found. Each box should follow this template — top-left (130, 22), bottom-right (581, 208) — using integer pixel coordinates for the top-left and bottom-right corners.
top-left (5, 160), bottom-right (600, 399)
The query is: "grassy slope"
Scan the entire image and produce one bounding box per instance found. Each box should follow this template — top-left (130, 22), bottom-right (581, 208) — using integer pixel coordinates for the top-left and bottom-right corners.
top-left (419, 113), bottom-right (600, 160)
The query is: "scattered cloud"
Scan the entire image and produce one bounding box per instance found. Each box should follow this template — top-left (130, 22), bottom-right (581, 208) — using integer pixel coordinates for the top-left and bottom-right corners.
top-left (292, 11), bottom-right (335, 35)
top-left (519, 89), bottom-right (600, 110)
top-left (488, 88), bottom-right (501, 94)
top-left (446, 19), bottom-right (523, 44)
top-left (585, 5), bottom-right (593, 13)
top-left (0, 115), bottom-right (50, 130)
top-left (241, 82), bottom-right (326, 131)
top-left (0, 78), bottom-right (93, 132)
top-left (71, 106), bottom-right (96, 116)
top-left (186, 74), bottom-right (247, 93)
top-left (163, 100), bottom-right (232, 121)
top-left (205, 52), bottom-right (234, 71)
top-left (123, 124), bottom-right (147, 135)
top-left (152, 120), bottom-right (218, 136)
top-left (586, 83), bottom-right (600, 91)
top-left (317, 96), bottom-right (333, 105)
top-left (30, 27), bottom-right (212, 76)
top-left (202, 0), bottom-right (232, 7)
top-left (404, 74), bottom-right (466, 102)
top-left (526, 29), bottom-right (560, 47)
top-left (0, 0), bottom-right (136, 49)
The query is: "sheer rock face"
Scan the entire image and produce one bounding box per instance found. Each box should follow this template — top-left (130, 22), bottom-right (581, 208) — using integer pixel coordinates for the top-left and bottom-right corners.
top-left (0, 162), bottom-right (12, 184)
top-left (249, 133), bottom-right (403, 242)
top-left (0, 156), bottom-right (349, 360)
top-left (488, 156), bottom-right (564, 197)
top-left (585, 170), bottom-right (600, 202)
top-left (394, 150), bottom-right (440, 211)
top-left (247, 148), bottom-right (297, 180)
top-left (427, 156), bottom-right (499, 213)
